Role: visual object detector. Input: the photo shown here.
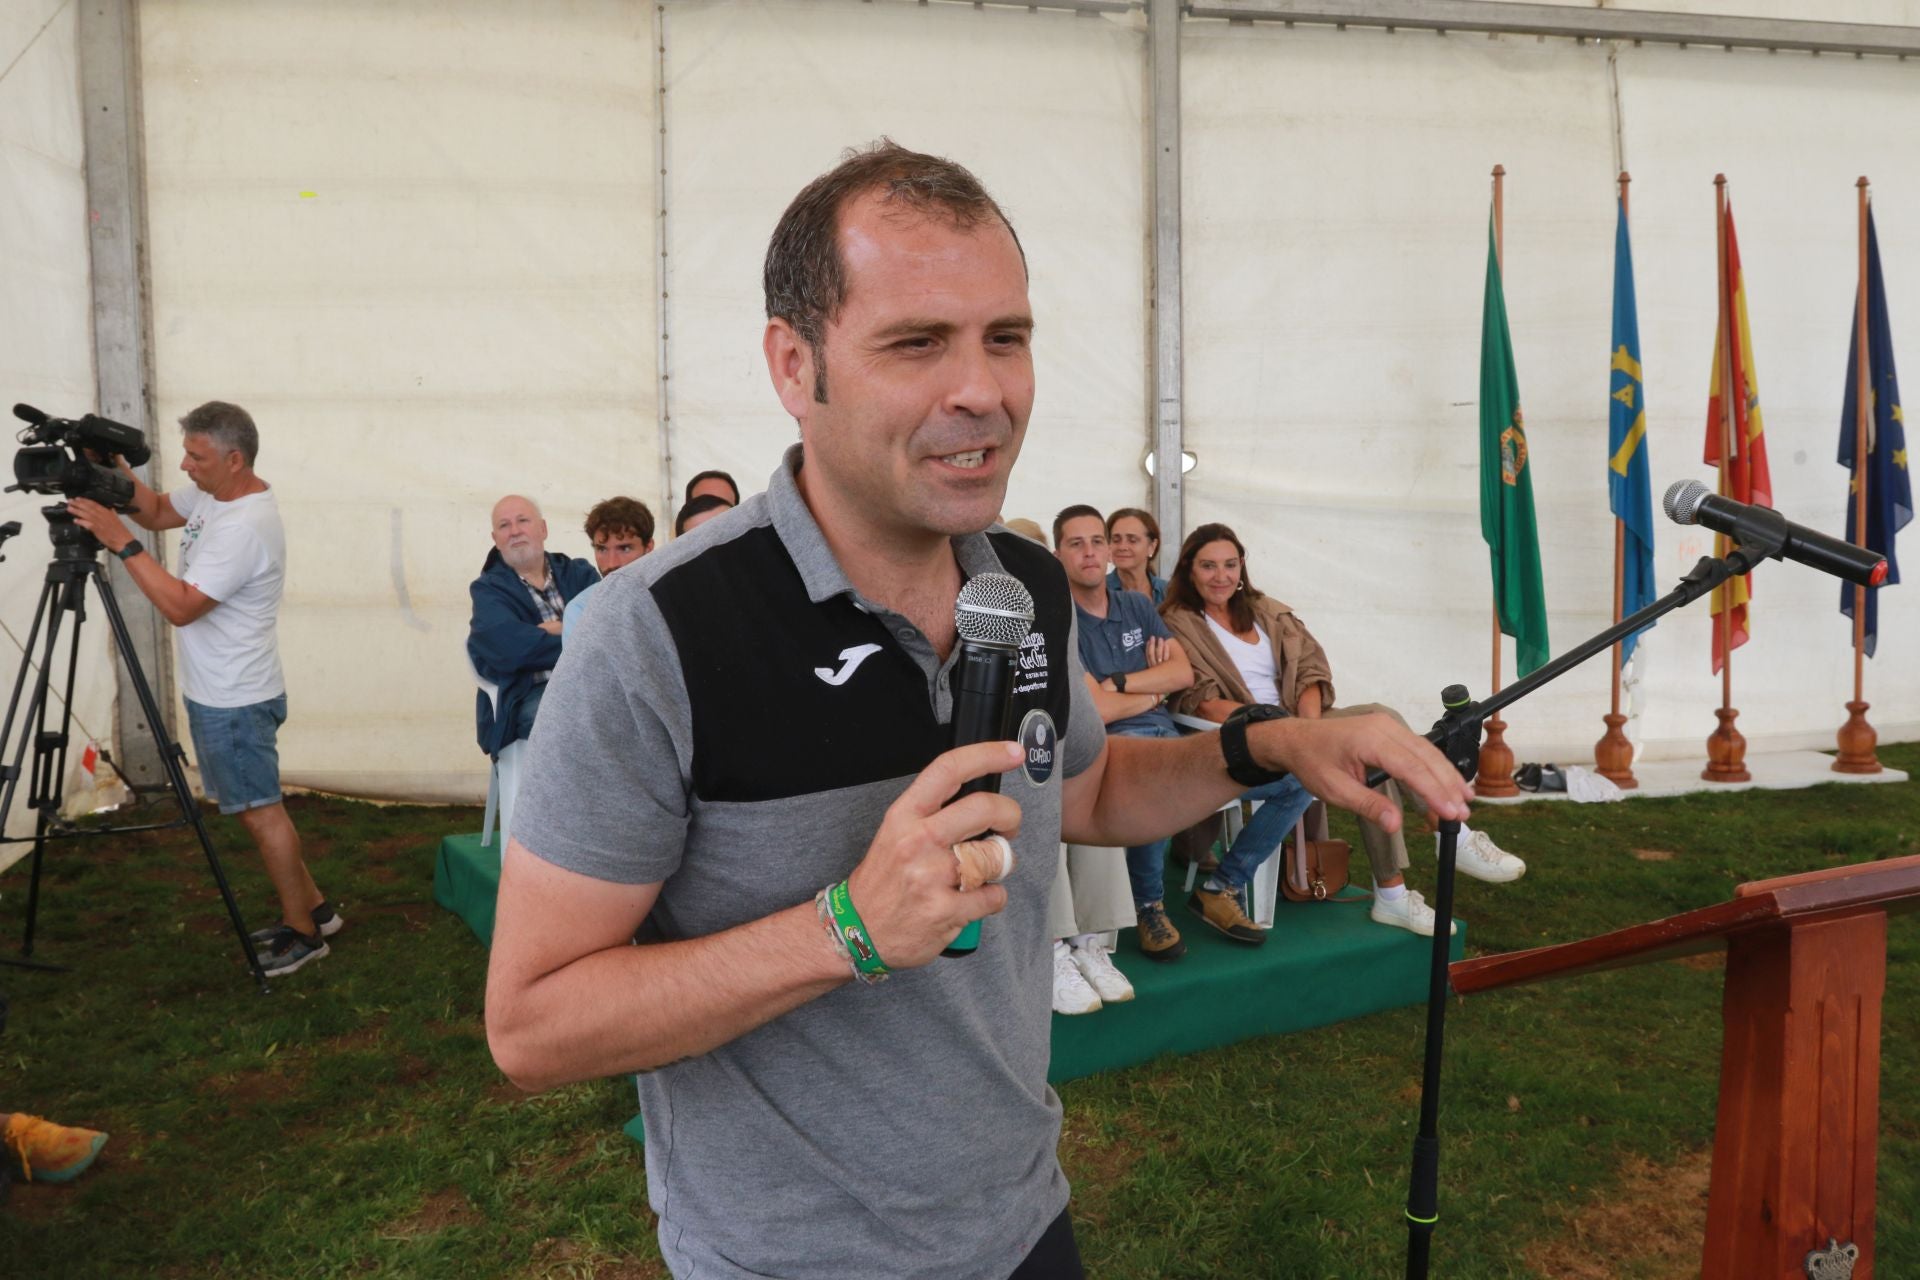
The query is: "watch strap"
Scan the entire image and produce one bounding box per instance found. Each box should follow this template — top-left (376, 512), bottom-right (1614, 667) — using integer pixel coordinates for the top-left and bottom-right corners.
top-left (115, 539), bottom-right (144, 562)
top-left (1220, 704), bottom-right (1289, 788)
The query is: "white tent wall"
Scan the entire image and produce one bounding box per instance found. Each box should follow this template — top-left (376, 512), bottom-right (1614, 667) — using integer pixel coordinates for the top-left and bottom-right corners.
top-left (1182, 17), bottom-right (1920, 765)
top-left (0, 3), bottom-right (113, 861)
top-left (138, 0), bottom-right (658, 802)
top-left (661, 0), bottom-right (1149, 530)
top-left (98, 0), bottom-right (1917, 805)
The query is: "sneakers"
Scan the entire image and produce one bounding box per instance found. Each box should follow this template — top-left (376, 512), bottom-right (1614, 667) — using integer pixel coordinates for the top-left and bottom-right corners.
top-left (1135, 901), bottom-right (1187, 963)
top-left (1451, 825), bottom-right (1527, 883)
top-left (256, 925), bottom-right (330, 977)
top-left (1051, 941), bottom-right (1103, 1015)
top-left (3, 1114), bottom-right (108, 1183)
top-left (1187, 885), bottom-right (1266, 946)
top-left (1370, 888), bottom-right (1456, 937)
top-left (1070, 938), bottom-right (1135, 1004)
top-left (249, 900), bottom-right (343, 950)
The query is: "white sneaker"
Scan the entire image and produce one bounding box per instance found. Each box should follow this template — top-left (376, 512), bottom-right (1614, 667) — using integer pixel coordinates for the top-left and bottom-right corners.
top-left (1052, 941), bottom-right (1103, 1015)
top-left (1369, 889), bottom-right (1457, 937)
top-left (1450, 824), bottom-right (1527, 883)
top-left (1070, 939), bottom-right (1135, 1004)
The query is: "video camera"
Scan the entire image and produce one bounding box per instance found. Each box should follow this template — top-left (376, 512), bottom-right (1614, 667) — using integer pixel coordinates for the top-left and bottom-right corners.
top-left (8, 404), bottom-right (149, 511)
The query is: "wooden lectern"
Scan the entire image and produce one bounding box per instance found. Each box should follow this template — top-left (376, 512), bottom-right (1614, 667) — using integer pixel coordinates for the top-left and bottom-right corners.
top-left (1451, 854), bottom-right (1920, 1279)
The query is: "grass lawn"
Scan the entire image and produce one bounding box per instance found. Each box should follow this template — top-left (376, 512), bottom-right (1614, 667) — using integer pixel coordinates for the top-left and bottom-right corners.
top-left (3, 744), bottom-right (1917, 1278)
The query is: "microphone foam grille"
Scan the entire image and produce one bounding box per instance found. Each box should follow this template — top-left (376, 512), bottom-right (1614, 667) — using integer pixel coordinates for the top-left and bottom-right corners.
top-left (1663, 479), bottom-right (1710, 525)
top-left (955, 572), bottom-right (1034, 648)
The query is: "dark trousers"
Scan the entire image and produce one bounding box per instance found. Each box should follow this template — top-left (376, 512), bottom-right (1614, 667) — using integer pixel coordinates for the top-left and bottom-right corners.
top-left (1007, 1209), bottom-right (1085, 1280)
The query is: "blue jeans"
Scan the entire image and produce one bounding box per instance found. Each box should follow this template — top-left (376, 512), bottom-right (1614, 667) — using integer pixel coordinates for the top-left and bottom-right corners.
top-left (1213, 774), bottom-right (1316, 890)
top-left (184, 694), bottom-right (287, 815)
top-left (1117, 723), bottom-right (1183, 908)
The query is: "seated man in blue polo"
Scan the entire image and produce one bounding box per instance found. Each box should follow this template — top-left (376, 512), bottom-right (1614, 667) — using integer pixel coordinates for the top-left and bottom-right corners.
top-left (468, 495), bottom-right (599, 757)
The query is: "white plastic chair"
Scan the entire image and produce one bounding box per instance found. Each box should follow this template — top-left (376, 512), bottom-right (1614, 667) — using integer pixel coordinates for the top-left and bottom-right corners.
top-left (465, 647), bottom-right (523, 862)
top-left (1171, 713), bottom-right (1282, 929)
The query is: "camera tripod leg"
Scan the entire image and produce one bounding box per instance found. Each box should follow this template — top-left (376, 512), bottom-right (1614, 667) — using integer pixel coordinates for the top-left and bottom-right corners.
top-left (90, 567), bottom-right (271, 993)
top-left (0, 576), bottom-right (69, 962)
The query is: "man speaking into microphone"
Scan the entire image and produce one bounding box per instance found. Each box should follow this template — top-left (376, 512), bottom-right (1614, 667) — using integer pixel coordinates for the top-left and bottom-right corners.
top-left (485, 142), bottom-right (1472, 1280)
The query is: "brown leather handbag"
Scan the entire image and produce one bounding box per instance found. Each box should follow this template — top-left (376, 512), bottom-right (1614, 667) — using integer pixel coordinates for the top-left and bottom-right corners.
top-left (1281, 824), bottom-right (1352, 903)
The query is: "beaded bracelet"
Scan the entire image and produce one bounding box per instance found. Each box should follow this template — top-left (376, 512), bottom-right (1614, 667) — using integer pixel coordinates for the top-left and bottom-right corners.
top-left (816, 882), bottom-right (890, 985)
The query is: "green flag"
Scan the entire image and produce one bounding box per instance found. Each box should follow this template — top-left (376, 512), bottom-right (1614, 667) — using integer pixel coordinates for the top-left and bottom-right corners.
top-left (1478, 213), bottom-right (1550, 676)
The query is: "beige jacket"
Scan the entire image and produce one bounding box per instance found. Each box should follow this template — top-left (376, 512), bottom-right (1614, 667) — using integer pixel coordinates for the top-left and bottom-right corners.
top-left (1161, 592), bottom-right (1336, 718)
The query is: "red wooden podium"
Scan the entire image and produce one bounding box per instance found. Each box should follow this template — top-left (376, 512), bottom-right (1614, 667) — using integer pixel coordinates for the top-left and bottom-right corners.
top-left (1451, 853), bottom-right (1920, 1279)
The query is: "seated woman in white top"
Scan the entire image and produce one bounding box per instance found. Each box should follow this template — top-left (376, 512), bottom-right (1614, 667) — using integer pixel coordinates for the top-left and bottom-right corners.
top-left (1159, 523), bottom-right (1525, 938)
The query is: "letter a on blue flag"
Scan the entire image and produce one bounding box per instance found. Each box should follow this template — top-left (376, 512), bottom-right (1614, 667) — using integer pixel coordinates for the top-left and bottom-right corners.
top-left (1839, 207), bottom-right (1912, 657)
top-left (1607, 199), bottom-right (1656, 663)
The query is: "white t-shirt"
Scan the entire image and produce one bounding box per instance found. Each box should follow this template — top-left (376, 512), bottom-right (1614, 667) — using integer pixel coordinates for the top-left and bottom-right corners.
top-left (169, 484), bottom-right (287, 707)
top-left (1207, 614), bottom-right (1282, 707)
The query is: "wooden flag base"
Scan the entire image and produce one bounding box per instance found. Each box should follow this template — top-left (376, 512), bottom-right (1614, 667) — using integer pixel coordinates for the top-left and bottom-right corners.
top-left (1702, 706), bottom-right (1751, 783)
top-left (1593, 713), bottom-right (1639, 790)
top-left (1476, 712), bottom-right (1518, 797)
top-left (1834, 700), bottom-right (1883, 774)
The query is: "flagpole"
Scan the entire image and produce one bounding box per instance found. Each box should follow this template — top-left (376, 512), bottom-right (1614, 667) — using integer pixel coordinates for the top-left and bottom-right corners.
top-left (1479, 163), bottom-right (1519, 798)
top-left (1596, 171), bottom-right (1639, 789)
top-left (1837, 175), bottom-right (1883, 773)
top-left (1704, 174), bottom-right (1750, 783)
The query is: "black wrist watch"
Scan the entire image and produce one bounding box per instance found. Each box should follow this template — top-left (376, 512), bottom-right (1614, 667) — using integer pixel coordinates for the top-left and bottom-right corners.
top-left (1112, 671), bottom-right (1128, 694)
top-left (114, 539), bottom-right (144, 562)
top-left (1220, 703), bottom-right (1290, 787)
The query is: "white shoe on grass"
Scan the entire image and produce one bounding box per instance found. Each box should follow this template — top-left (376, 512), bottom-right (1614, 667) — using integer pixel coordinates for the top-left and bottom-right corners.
top-left (1369, 889), bottom-right (1456, 937)
top-left (1070, 939), bottom-right (1134, 1004)
top-left (1052, 941), bottom-right (1103, 1015)
top-left (1450, 825), bottom-right (1526, 883)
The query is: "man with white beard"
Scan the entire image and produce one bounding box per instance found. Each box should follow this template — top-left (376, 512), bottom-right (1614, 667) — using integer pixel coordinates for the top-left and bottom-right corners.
top-left (466, 495), bottom-right (599, 755)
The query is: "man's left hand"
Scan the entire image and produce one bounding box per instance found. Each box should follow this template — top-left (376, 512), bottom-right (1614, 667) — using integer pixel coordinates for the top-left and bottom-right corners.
top-left (1248, 712), bottom-right (1472, 830)
top-left (65, 499), bottom-right (135, 553)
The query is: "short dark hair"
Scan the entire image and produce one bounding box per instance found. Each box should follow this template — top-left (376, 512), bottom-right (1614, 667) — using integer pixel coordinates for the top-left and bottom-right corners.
top-left (683, 469), bottom-right (740, 505)
top-left (1052, 504), bottom-right (1104, 549)
top-left (585, 496), bottom-right (655, 545)
top-left (764, 138), bottom-right (1024, 404)
top-left (179, 401), bottom-right (258, 467)
top-left (674, 493), bottom-right (734, 537)
top-left (1163, 522), bottom-right (1259, 633)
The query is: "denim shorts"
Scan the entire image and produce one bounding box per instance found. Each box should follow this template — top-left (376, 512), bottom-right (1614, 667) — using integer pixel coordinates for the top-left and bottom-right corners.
top-left (185, 694), bottom-right (287, 815)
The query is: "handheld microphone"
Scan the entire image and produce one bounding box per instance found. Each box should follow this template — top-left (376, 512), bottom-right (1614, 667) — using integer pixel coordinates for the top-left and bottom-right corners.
top-left (941, 572), bottom-right (1034, 957)
top-left (1663, 480), bottom-right (1887, 588)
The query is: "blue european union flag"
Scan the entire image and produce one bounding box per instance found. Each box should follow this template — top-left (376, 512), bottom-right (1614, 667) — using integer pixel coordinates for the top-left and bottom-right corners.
top-left (1839, 207), bottom-right (1912, 657)
top-left (1607, 199), bottom-right (1656, 663)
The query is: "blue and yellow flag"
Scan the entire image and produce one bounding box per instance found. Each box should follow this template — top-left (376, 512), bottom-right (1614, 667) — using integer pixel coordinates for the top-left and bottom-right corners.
top-left (1607, 198), bottom-right (1655, 663)
top-left (1838, 206), bottom-right (1912, 657)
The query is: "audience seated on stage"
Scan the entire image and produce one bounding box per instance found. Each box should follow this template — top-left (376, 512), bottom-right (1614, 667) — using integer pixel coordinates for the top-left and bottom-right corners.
top-left (1159, 523), bottom-right (1525, 938)
top-left (674, 493), bottom-right (733, 537)
top-left (563, 497), bottom-right (656, 638)
top-left (684, 468), bottom-right (740, 507)
top-left (467, 495), bottom-right (599, 756)
top-left (1105, 507), bottom-right (1167, 607)
top-left (1055, 504), bottom-right (1210, 967)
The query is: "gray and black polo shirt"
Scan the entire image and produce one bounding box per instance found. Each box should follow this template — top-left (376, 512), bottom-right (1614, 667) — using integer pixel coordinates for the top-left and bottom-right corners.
top-left (514, 444), bottom-right (1105, 1280)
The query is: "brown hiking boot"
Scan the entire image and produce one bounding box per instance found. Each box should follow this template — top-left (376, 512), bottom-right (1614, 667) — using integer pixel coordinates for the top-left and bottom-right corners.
top-left (1188, 885), bottom-right (1266, 945)
top-left (1135, 900), bottom-right (1187, 963)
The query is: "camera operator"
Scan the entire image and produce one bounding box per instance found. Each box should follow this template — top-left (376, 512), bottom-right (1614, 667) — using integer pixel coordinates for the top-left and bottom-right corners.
top-left (66, 401), bottom-right (336, 979)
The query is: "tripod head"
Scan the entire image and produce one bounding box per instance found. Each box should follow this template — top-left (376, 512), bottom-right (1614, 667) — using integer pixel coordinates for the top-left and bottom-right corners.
top-left (41, 504), bottom-right (103, 563)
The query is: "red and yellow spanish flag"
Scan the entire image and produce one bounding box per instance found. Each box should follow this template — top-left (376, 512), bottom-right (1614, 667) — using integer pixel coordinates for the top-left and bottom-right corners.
top-left (1703, 201), bottom-right (1774, 674)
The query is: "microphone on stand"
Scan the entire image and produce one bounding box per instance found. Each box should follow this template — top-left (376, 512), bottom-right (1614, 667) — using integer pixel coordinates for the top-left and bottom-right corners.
top-left (1663, 479), bottom-right (1888, 587)
top-left (941, 572), bottom-right (1034, 958)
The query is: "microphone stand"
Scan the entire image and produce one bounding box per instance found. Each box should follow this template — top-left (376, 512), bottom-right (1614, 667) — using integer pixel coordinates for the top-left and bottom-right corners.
top-left (1397, 536), bottom-right (1779, 1280)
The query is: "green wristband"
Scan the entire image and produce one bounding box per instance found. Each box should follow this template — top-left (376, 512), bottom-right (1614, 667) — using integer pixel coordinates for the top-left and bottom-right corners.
top-left (826, 880), bottom-right (890, 979)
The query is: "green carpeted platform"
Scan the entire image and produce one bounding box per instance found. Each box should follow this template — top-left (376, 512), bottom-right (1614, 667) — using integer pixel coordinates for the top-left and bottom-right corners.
top-left (434, 832), bottom-right (1463, 1087)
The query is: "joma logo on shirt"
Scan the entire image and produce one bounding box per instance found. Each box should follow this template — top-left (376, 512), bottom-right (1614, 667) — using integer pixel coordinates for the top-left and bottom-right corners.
top-left (1121, 627), bottom-right (1144, 650)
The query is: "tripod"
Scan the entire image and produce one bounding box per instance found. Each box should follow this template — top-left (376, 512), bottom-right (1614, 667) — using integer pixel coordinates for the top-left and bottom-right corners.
top-left (0, 506), bottom-right (269, 992)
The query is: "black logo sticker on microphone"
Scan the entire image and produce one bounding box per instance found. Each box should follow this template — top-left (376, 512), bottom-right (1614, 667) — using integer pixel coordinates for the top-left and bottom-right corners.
top-left (1018, 709), bottom-right (1056, 788)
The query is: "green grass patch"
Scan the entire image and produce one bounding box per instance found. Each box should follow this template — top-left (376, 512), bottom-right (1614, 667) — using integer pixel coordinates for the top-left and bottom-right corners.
top-left (4, 749), bottom-right (1918, 1277)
